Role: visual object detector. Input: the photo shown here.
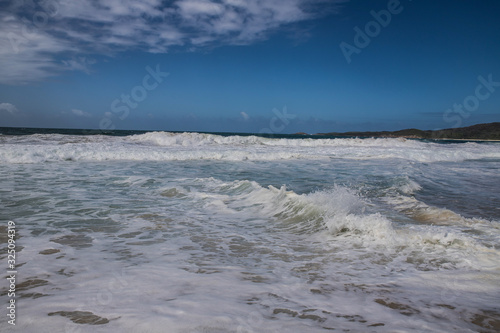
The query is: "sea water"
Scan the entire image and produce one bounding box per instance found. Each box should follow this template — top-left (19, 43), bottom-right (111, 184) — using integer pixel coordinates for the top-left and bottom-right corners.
top-left (0, 130), bottom-right (499, 332)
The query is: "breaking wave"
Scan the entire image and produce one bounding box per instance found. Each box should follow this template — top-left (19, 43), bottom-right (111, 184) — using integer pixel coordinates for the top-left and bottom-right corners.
top-left (1, 132), bottom-right (499, 163)
top-left (175, 177), bottom-right (494, 267)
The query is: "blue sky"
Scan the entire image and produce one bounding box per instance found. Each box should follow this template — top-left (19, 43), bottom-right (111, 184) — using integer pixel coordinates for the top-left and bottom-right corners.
top-left (1, 0), bottom-right (499, 133)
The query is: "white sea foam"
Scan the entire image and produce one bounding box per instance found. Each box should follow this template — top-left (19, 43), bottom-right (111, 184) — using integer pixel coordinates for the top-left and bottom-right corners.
top-left (1, 132), bottom-right (500, 163)
top-left (1, 133), bottom-right (500, 332)
top-left (130, 131), bottom-right (425, 147)
top-left (178, 178), bottom-right (494, 265)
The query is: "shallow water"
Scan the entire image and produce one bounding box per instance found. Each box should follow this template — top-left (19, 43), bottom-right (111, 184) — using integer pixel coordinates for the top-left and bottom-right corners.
top-left (1, 131), bottom-right (499, 332)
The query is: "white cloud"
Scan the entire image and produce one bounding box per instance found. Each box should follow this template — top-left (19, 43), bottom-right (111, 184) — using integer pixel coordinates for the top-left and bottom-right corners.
top-left (240, 111), bottom-right (250, 121)
top-left (177, 0), bottom-right (225, 17)
top-left (0, 0), bottom-right (346, 84)
top-left (0, 103), bottom-right (18, 114)
top-left (71, 109), bottom-right (92, 117)
top-left (62, 57), bottom-right (96, 74)
top-left (0, 14), bottom-right (74, 84)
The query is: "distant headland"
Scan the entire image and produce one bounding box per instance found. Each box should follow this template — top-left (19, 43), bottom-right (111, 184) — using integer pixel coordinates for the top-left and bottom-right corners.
top-left (308, 122), bottom-right (500, 141)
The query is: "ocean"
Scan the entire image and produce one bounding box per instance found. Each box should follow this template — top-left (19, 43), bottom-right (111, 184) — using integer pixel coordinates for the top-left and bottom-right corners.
top-left (1, 128), bottom-right (499, 332)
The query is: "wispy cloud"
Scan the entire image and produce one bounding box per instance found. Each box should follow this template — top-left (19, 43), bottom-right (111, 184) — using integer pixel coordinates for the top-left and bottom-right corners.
top-left (0, 103), bottom-right (19, 114)
top-left (240, 111), bottom-right (250, 121)
top-left (0, 0), bottom-right (345, 85)
top-left (0, 12), bottom-right (73, 84)
top-left (62, 57), bottom-right (96, 74)
top-left (70, 109), bottom-right (92, 117)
